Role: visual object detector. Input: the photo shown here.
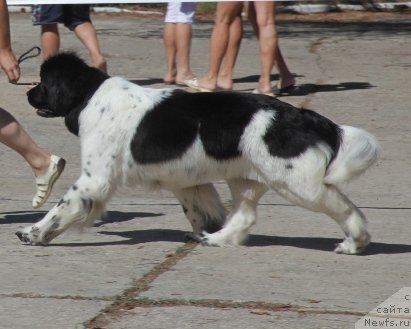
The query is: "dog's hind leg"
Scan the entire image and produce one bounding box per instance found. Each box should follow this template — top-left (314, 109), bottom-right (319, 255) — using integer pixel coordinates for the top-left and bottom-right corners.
top-left (273, 182), bottom-right (370, 255)
top-left (330, 189), bottom-right (370, 254)
top-left (16, 174), bottom-right (116, 245)
top-left (172, 183), bottom-right (226, 235)
top-left (249, 144), bottom-right (370, 254)
top-left (198, 179), bottom-right (268, 246)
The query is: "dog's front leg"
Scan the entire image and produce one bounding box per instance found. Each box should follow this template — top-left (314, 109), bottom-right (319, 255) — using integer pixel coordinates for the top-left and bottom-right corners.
top-left (198, 179), bottom-right (268, 246)
top-left (16, 175), bottom-right (111, 245)
top-left (172, 184), bottom-right (226, 236)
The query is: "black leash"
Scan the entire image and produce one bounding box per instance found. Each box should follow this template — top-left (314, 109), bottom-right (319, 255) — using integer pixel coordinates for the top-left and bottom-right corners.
top-left (12, 46), bottom-right (41, 86)
top-left (17, 46), bottom-right (41, 64)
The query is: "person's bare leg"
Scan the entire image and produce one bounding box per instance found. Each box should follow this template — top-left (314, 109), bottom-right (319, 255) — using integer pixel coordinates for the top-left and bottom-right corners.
top-left (249, 2), bottom-right (294, 92)
top-left (163, 22), bottom-right (177, 83)
top-left (0, 108), bottom-right (65, 208)
top-left (175, 22), bottom-right (193, 84)
top-left (40, 24), bottom-right (60, 59)
top-left (73, 22), bottom-right (106, 72)
top-left (0, 107), bottom-right (50, 177)
top-left (217, 13), bottom-right (243, 90)
top-left (253, 1), bottom-right (276, 94)
top-left (191, 2), bottom-right (242, 91)
top-left (274, 42), bottom-right (295, 89)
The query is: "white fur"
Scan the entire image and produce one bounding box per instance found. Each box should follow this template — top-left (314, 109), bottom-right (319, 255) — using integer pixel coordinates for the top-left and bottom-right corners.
top-left (324, 125), bottom-right (381, 184)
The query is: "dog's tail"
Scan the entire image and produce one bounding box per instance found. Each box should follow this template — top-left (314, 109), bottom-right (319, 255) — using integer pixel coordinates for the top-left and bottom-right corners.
top-left (324, 125), bottom-right (380, 185)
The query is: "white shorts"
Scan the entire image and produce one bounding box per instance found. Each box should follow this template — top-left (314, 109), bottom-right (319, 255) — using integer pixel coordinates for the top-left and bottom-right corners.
top-left (164, 2), bottom-right (196, 24)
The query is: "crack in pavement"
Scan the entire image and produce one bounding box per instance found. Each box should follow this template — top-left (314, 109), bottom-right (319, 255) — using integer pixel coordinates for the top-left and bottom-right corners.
top-left (85, 242), bottom-right (197, 328)
top-left (1, 293), bottom-right (113, 301)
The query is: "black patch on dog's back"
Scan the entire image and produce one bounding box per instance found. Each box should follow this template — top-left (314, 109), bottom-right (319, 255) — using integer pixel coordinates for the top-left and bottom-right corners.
top-left (263, 102), bottom-right (342, 158)
top-left (131, 90), bottom-right (267, 164)
top-left (131, 90), bottom-right (341, 164)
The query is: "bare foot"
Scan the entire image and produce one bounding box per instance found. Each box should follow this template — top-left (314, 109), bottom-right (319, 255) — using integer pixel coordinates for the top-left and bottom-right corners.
top-left (217, 76), bottom-right (233, 90)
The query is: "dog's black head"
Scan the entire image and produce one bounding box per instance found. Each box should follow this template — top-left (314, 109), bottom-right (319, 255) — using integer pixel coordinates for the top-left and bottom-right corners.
top-left (27, 52), bottom-right (109, 135)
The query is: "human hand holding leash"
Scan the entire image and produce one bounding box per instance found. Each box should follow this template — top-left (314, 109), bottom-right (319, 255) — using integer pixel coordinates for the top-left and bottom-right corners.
top-left (0, 46), bottom-right (20, 82)
top-left (12, 46), bottom-right (41, 86)
top-left (0, 0), bottom-right (20, 82)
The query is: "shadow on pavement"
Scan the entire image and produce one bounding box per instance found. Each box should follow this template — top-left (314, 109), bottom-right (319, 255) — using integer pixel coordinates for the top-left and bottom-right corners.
top-left (96, 210), bottom-right (163, 226)
top-left (248, 234), bottom-right (411, 255)
top-left (234, 76), bottom-right (374, 96)
top-left (129, 75), bottom-right (374, 97)
top-left (0, 210), bottom-right (162, 225)
top-left (0, 211), bottom-right (46, 224)
top-left (50, 229), bottom-right (186, 247)
top-left (4, 212), bottom-right (409, 255)
top-left (47, 229), bottom-right (411, 255)
top-left (130, 78), bottom-right (163, 86)
top-left (289, 82), bottom-right (375, 96)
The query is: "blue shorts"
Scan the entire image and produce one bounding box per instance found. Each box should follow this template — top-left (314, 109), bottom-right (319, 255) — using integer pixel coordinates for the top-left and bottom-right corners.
top-left (32, 5), bottom-right (91, 30)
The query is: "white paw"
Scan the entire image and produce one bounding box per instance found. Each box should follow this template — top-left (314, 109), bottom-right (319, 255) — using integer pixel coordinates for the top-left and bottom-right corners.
top-left (334, 234), bottom-right (371, 255)
top-left (334, 241), bottom-right (358, 254)
top-left (199, 232), bottom-right (228, 247)
top-left (198, 230), bottom-right (247, 247)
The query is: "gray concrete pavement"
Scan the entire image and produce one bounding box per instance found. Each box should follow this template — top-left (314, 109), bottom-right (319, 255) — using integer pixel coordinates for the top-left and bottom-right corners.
top-left (0, 12), bottom-right (410, 329)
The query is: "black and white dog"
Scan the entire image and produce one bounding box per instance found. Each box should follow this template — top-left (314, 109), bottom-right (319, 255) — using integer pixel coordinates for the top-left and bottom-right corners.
top-left (17, 53), bottom-right (380, 254)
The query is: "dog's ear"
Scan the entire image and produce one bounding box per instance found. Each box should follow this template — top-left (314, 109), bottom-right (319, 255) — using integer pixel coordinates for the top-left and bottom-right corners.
top-left (46, 75), bottom-right (75, 116)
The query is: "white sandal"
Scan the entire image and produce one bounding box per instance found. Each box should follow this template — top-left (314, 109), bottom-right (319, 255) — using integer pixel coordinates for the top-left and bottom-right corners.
top-left (183, 78), bottom-right (215, 92)
top-left (32, 155), bottom-right (66, 209)
top-left (251, 88), bottom-right (275, 97)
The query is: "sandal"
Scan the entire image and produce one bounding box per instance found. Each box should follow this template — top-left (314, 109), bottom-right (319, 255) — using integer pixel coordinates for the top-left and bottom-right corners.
top-left (184, 78), bottom-right (215, 92)
top-left (32, 155), bottom-right (66, 209)
top-left (252, 89), bottom-right (275, 97)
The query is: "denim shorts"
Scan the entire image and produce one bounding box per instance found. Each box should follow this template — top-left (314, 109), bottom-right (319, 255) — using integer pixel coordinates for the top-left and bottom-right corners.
top-left (32, 5), bottom-right (91, 30)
